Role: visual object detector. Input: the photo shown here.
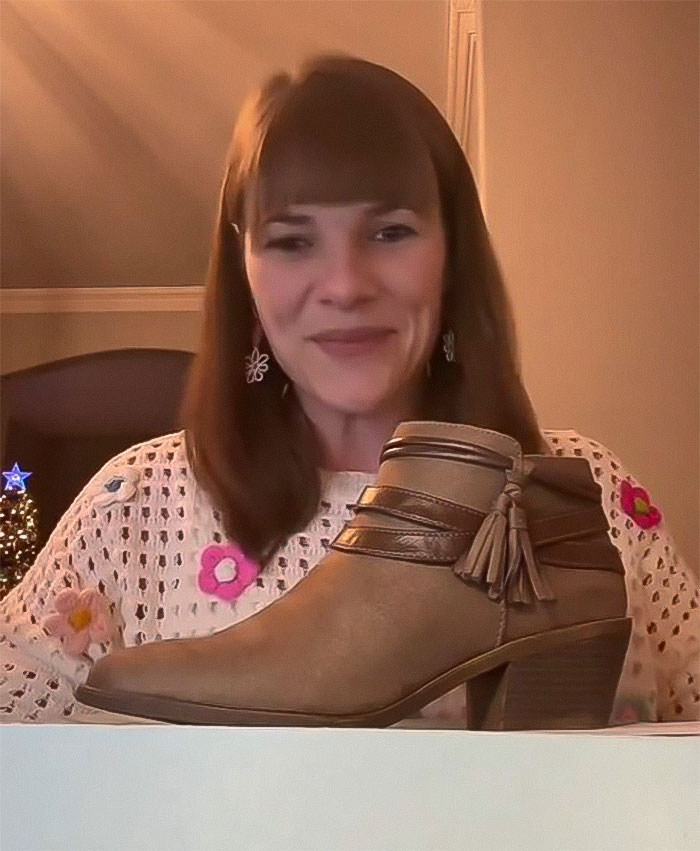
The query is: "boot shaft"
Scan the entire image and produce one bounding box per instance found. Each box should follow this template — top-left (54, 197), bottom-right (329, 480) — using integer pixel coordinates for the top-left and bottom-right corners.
top-left (334, 420), bottom-right (626, 609)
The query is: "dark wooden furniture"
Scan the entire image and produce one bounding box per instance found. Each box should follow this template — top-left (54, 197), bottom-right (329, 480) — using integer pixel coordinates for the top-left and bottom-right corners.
top-left (1, 348), bottom-right (195, 551)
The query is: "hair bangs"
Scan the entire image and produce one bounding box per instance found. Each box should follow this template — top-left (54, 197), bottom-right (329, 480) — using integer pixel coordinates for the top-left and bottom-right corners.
top-left (241, 74), bottom-right (440, 246)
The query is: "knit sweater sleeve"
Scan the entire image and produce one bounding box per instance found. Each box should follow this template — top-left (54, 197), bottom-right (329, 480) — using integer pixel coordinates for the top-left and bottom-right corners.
top-left (0, 444), bottom-right (154, 723)
top-left (605, 463), bottom-right (700, 724)
top-left (625, 519), bottom-right (700, 721)
top-left (549, 431), bottom-right (700, 724)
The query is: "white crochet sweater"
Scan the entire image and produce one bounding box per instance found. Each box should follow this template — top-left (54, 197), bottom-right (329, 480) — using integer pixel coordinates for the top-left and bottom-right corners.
top-left (1, 428), bottom-right (698, 726)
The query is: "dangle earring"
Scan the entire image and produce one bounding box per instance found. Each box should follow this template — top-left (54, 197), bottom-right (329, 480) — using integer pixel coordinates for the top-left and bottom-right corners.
top-left (234, 224), bottom-right (268, 384)
top-left (245, 320), bottom-right (270, 384)
top-left (442, 329), bottom-right (456, 363)
top-left (426, 329), bottom-right (456, 379)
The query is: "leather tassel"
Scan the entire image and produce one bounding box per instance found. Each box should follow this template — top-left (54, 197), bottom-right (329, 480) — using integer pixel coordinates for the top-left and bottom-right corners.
top-left (453, 454), bottom-right (554, 605)
top-left (453, 491), bottom-right (510, 585)
top-left (505, 507), bottom-right (528, 604)
top-left (502, 504), bottom-right (555, 605)
top-left (519, 522), bottom-right (555, 603)
top-left (484, 515), bottom-right (508, 591)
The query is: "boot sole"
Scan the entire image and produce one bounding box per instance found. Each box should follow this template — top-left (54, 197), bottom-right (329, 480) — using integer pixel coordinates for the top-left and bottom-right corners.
top-left (74, 616), bottom-right (632, 729)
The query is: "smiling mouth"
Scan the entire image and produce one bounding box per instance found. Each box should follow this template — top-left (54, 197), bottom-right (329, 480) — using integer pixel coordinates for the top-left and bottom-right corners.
top-left (309, 329), bottom-right (395, 343)
top-left (309, 329), bottom-right (395, 357)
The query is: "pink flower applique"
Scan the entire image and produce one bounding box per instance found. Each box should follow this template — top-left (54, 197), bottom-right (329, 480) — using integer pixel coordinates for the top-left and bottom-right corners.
top-left (44, 588), bottom-right (116, 657)
top-left (618, 705), bottom-right (641, 724)
top-left (613, 694), bottom-right (655, 725)
top-left (619, 479), bottom-right (663, 529)
top-left (197, 543), bottom-right (261, 602)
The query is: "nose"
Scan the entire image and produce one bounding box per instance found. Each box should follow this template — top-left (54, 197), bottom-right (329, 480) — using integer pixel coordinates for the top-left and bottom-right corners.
top-left (317, 245), bottom-right (380, 309)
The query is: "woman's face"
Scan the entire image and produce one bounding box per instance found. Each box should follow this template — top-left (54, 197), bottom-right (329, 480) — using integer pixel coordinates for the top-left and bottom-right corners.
top-left (243, 200), bottom-right (447, 415)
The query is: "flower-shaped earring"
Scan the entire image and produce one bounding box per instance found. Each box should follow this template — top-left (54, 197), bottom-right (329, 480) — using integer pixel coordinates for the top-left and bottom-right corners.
top-left (44, 588), bottom-right (116, 656)
top-left (198, 543), bottom-right (261, 602)
top-left (93, 467), bottom-right (140, 507)
top-left (245, 347), bottom-right (269, 383)
top-left (619, 479), bottom-right (662, 529)
top-left (245, 319), bottom-right (270, 383)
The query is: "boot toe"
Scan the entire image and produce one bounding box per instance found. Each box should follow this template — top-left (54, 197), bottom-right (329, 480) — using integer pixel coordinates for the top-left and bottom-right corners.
top-left (85, 646), bottom-right (150, 696)
top-left (82, 639), bottom-right (228, 704)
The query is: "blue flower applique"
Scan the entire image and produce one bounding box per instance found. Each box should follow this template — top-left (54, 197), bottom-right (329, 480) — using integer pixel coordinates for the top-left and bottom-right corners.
top-left (93, 467), bottom-right (140, 507)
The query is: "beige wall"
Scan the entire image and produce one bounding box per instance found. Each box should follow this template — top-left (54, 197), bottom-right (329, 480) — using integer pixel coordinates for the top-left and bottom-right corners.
top-left (0, 0), bottom-right (447, 289)
top-left (479, 0), bottom-right (698, 574)
top-left (2, 1), bottom-right (697, 572)
top-left (0, 311), bottom-right (201, 370)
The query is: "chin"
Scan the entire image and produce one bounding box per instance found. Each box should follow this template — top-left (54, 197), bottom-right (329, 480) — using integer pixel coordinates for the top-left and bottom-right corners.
top-left (315, 385), bottom-right (395, 416)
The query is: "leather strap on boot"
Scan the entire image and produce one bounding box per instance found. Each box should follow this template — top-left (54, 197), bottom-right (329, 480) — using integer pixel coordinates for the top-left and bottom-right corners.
top-left (382, 435), bottom-right (547, 603)
top-left (331, 435), bottom-right (622, 606)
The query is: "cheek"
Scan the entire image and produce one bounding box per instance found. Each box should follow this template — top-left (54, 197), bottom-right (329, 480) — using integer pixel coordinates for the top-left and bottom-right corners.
top-left (399, 271), bottom-right (444, 349)
top-left (405, 236), bottom-right (446, 316)
top-left (247, 263), bottom-right (302, 334)
top-left (253, 288), bottom-right (306, 374)
top-left (246, 248), bottom-right (292, 308)
top-left (402, 305), bottom-right (441, 364)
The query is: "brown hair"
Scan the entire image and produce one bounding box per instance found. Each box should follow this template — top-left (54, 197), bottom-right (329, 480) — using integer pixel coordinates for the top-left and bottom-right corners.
top-left (181, 53), bottom-right (549, 565)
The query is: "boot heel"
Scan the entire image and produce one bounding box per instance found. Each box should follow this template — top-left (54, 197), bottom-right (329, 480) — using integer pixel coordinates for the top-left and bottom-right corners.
top-left (464, 619), bottom-right (632, 731)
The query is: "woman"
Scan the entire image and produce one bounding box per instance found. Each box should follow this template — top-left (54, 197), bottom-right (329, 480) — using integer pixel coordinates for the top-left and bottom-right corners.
top-left (1, 54), bottom-right (697, 726)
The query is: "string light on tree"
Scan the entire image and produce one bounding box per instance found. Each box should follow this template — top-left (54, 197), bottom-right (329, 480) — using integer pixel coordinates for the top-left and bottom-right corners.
top-left (0, 463), bottom-right (38, 601)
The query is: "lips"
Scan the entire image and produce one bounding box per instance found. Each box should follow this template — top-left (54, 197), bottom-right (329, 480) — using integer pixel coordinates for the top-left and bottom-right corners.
top-left (309, 328), bottom-right (395, 359)
top-left (309, 328), bottom-right (395, 343)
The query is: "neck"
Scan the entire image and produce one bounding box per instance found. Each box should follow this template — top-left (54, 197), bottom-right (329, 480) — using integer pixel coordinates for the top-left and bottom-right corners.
top-left (296, 385), bottom-right (423, 474)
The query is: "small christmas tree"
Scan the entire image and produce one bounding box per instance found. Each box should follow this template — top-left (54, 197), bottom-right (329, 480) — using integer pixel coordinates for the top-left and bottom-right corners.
top-left (0, 463), bottom-right (39, 602)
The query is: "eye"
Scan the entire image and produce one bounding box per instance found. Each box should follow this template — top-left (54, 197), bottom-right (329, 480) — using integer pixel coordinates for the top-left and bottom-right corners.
top-left (263, 225), bottom-right (416, 253)
top-left (375, 224), bottom-right (416, 243)
top-left (264, 236), bottom-right (311, 252)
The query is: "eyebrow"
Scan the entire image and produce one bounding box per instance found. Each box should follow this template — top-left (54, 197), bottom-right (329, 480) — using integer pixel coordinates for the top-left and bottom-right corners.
top-left (263, 202), bottom-right (408, 227)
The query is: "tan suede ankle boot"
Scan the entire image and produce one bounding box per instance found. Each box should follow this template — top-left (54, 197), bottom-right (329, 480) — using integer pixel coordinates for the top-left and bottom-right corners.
top-left (75, 421), bottom-right (631, 729)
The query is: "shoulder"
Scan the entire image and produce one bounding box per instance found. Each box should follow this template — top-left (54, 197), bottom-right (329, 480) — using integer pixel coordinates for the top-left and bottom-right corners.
top-left (66, 430), bottom-right (192, 519)
top-left (540, 427), bottom-right (632, 495)
top-left (91, 427), bottom-right (188, 478)
top-left (541, 428), bottom-right (627, 473)
top-left (541, 428), bottom-right (663, 555)
top-left (99, 429), bottom-right (189, 470)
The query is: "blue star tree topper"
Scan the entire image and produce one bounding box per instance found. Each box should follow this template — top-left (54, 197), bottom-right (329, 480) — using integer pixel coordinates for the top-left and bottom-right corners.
top-left (2, 463), bottom-right (32, 493)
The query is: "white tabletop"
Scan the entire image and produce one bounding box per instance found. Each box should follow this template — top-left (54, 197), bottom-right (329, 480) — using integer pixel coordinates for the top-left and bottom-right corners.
top-left (2, 722), bottom-right (698, 851)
